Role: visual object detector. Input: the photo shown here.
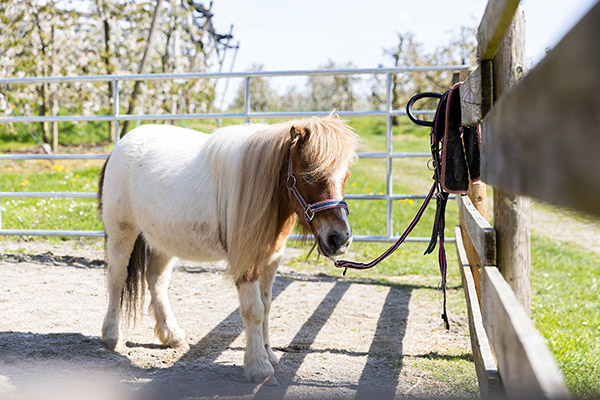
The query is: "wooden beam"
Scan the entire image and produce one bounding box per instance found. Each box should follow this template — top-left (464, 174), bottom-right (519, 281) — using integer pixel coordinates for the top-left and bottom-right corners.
top-left (455, 227), bottom-right (503, 399)
top-left (456, 195), bottom-right (496, 266)
top-left (481, 267), bottom-right (571, 399)
top-left (482, 1), bottom-right (600, 216)
top-left (477, 0), bottom-right (520, 60)
top-left (460, 66), bottom-right (482, 126)
top-left (458, 68), bottom-right (490, 298)
top-left (488, 7), bottom-right (531, 314)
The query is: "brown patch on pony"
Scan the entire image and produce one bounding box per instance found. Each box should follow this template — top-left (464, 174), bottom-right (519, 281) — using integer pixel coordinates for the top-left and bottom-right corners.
top-left (235, 267), bottom-right (260, 286)
top-left (274, 214), bottom-right (297, 254)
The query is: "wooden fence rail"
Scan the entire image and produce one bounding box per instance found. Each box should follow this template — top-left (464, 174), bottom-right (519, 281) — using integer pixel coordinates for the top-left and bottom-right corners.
top-left (452, 0), bottom-right (599, 398)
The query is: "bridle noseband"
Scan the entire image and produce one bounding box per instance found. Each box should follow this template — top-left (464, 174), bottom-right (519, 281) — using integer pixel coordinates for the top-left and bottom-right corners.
top-left (287, 149), bottom-right (349, 227)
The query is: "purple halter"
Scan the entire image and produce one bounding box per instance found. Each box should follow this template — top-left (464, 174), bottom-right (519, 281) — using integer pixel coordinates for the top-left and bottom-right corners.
top-left (286, 152), bottom-right (349, 226)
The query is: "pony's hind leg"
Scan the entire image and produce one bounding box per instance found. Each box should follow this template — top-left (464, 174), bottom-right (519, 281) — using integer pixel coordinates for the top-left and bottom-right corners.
top-left (146, 248), bottom-right (189, 350)
top-left (102, 229), bottom-right (139, 351)
top-left (237, 278), bottom-right (276, 385)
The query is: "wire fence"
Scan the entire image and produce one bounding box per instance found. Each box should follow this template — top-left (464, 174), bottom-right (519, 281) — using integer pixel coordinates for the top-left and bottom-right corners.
top-left (0, 66), bottom-right (465, 241)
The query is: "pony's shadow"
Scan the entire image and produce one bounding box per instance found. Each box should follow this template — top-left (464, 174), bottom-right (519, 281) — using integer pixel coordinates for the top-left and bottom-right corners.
top-left (0, 331), bottom-right (140, 393)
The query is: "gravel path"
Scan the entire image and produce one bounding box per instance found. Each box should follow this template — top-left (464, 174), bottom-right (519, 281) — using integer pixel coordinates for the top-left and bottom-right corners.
top-left (531, 203), bottom-right (600, 254)
top-left (0, 241), bottom-right (476, 400)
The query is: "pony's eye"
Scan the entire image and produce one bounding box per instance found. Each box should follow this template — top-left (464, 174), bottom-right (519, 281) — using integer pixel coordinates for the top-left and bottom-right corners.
top-left (302, 173), bottom-right (316, 184)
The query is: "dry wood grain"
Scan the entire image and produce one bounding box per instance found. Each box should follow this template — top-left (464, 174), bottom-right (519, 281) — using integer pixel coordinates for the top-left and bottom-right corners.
top-left (482, 2), bottom-right (600, 216)
top-left (481, 267), bottom-right (571, 399)
top-left (455, 227), bottom-right (503, 399)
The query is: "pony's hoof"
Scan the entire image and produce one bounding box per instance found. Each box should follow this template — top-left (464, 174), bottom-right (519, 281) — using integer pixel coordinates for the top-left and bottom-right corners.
top-left (245, 359), bottom-right (276, 385)
top-left (170, 339), bottom-right (190, 351)
top-left (102, 336), bottom-right (123, 352)
top-left (263, 375), bottom-right (278, 386)
top-left (156, 324), bottom-right (189, 351)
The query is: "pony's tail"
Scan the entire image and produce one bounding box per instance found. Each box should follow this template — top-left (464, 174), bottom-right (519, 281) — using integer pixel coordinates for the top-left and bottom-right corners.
top-left (122, 234), bottom-right (148, 324)
top-left (97, 155), bottom-right (109, 216)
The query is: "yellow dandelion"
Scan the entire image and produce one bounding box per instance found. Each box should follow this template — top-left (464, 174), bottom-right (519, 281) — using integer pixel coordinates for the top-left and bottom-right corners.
top-left (65, 168), bottom-right (70, 173)
top-left (76, 174), bottom-right (80, 178)
top-left (378, 192), bottom-right (384, 195)
top-left (71, 179), bottom-right (76, 183)
top-left (20, 179), bottom-right (29, 186)
top-left (365, 187), bottom-right (371, 192)
top-left (85, 178), bottom-right (90, 183)
top-left (51, 164), bottom-right (64, 172)
top-left (408, 199), bottom-right (414, 205)
top-left (352, 182), bottom-right (358, 187)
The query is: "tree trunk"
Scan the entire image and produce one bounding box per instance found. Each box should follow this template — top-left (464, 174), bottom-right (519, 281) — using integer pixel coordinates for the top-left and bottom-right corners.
top-left (96, 0), bottom-right (119, 142)
top-left (50, 25), bottom-right (59, 151)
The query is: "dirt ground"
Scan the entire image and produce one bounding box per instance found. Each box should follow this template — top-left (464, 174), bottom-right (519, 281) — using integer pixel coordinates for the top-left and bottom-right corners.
top-left (0, 240), bottom-right (476, 400)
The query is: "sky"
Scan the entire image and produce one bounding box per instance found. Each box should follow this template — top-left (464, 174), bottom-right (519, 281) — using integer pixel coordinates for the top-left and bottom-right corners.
top-left (208, 0), bottom-right (597, 73)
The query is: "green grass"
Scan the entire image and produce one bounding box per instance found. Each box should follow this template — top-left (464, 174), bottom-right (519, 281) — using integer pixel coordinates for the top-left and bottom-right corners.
top-left (0, 164), bottom-right (102, 234)
top-left (2, 115), bottom-right (600, 397)
top-left (531, 236), bottom-right (600, 399)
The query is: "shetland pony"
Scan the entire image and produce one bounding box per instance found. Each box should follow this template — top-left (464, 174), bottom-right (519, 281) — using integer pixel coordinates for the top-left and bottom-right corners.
top-left (97, 115), bottom-right (359, 384)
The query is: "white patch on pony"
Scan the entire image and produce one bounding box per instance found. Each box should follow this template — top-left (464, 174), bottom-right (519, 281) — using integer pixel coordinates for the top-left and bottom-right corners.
top-left (330, 165), bottom-right (352, 239)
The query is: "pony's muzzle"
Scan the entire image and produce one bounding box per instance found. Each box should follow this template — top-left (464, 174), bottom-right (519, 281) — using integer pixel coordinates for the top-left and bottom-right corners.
top-left (318, 229), bottom-right (352, 257)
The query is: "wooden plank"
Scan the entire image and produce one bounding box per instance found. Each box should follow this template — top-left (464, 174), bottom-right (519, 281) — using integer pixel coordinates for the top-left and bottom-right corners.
top-left (493, 188), bottom-right (531, 313)
top-left (477, 0), bottom-right (520, 60)
top-left (456, 194), bottom-right (496, 266)
top-left (481, 1), bottom-right (600, 216)
top-left (460, 66), bottom-right (482, 126)
top-left (455, 227), bottom-right (503, 399)
top-left (458, 210), bottom-right (483, 300)
top-left (492, 7), bottom-right (526, 96)
top-left (481, 267), bottom-right (571, 399)
top-left (489, 7), bottom-right (531, 314)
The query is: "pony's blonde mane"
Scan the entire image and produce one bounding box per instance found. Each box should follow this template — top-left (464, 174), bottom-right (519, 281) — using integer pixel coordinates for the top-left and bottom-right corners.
top-left (224, 116), bottom-right (360, 283)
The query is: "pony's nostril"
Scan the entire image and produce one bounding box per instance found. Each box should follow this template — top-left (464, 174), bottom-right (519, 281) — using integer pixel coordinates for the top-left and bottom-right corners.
top-left (327, 233), bottom-right (340, 250)
top-left (327, 231), bottom-right (350, 251)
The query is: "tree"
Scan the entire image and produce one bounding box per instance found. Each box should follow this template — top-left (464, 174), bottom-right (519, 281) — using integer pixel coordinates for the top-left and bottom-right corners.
top-left (0, 0), bottom-right (235, 145)
top-left (377, 28), bottom-right (477, 125)
top-left (231, 64), bottom-right (277, 112)
top-left (119, 0), bottom-right (164, 137)
top-left (305, 60), bottom-right (357, 111)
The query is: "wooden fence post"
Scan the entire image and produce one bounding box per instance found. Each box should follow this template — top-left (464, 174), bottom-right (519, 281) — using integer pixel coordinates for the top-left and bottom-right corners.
top-left (459, 67), bottom-right (490, 300)
top-left (490, 7), bottom-right (531, 315)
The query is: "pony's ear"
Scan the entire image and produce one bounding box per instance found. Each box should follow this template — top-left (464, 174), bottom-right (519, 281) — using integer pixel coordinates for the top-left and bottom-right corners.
top-left (290, 125), bottom-right (309, 144)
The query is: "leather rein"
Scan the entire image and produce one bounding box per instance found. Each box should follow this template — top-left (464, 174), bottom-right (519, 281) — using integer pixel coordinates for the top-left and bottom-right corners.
top-left (332, 91), bottom-right (452, 330)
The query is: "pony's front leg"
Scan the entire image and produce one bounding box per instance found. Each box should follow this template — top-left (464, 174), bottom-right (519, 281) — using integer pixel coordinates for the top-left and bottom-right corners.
top-left (237, 279), bottom-right (276, 385)
top-left (260, 250), bottom-right (284, 371)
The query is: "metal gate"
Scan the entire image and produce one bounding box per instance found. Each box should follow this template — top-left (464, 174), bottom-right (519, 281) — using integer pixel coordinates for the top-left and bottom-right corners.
top-left (0, 66), bottom-right (463, 241)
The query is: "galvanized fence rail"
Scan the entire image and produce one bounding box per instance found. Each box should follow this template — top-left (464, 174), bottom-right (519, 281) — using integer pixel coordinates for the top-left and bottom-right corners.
top-left (0, 66), bottom-right (464, 242)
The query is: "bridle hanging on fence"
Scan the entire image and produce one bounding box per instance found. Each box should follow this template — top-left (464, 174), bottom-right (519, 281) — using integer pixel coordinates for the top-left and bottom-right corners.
top-left (334, 82), bottom-right (482, 330)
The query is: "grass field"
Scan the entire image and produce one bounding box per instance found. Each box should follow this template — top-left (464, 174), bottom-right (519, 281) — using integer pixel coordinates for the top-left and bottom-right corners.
top-left (1, 116), bottom-right (599, 398)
